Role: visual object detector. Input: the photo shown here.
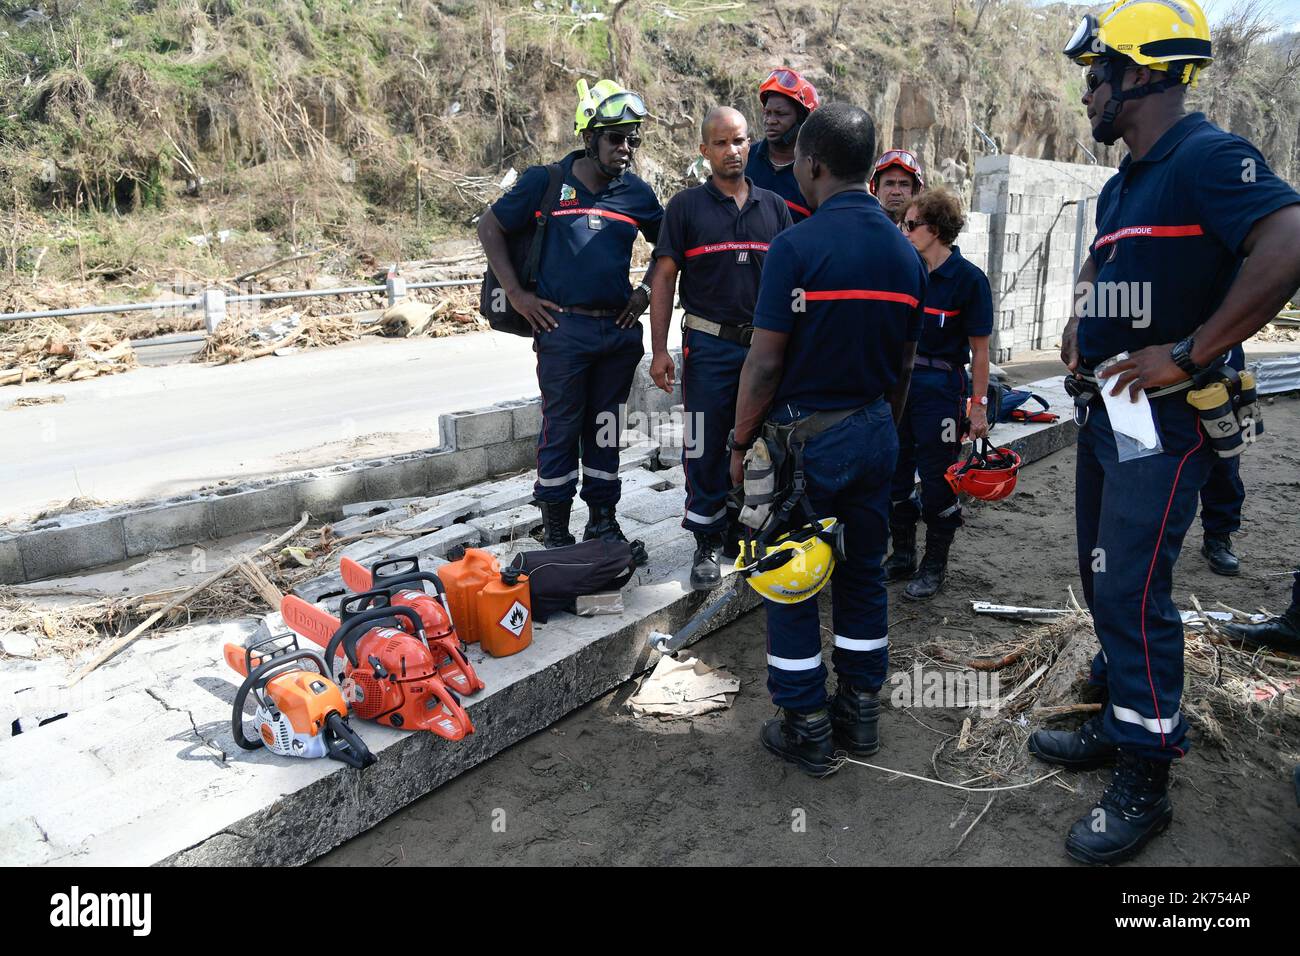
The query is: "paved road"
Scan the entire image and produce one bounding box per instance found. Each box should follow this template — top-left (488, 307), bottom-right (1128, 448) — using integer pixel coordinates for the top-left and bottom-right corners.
top-left (0, 324), bottom-right (681, 523)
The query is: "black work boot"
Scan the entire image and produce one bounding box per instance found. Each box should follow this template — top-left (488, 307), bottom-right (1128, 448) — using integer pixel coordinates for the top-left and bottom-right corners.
top-left (535, 499), bottom-right (576, 549)
top-left (1220, 607), bottom-right (1300, 654)
top-left (689, 533), bottom-right (722, 591)
top-left (721, 516), bottom-right (743, 560)
top-left (1028, 716), bottom-right (1118, 769)
top-left (1201, 533), bottom-right (1240, 576)
top-left (884, 520), bottom-right (918, 581)
top-left (829, 683), bottom-right (880, 756)
top-left (1065, 750), bottom-right (1173, 864)
top-left (904, 534), bottom-right (952, 601)
top-left (760, 708), bottom-right (838, 777)
top-left (583, 503), bottom-right (626, 542)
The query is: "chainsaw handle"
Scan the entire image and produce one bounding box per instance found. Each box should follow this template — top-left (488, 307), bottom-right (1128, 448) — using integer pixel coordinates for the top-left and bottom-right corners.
top-left (325, 605), bottom-right (424, 673)
top-left (324, 712), bottom-right (376, 769)
top-left (340, 588), bottom-right (393, 621)
top-left (230, 648), bottom-right (331, 752)
top-left (370, 569), bottom-right (448, 599)
top-left (372, 557), bottom-right (421, 582)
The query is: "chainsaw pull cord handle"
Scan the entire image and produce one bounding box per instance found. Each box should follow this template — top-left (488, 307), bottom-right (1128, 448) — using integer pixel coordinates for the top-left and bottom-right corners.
top-left (231, 648), bottom-right (332, 752)
top-left (324, 712), bottom-right (376, 769)
top-left (325, 606), bottom-right (425, 673)
top-left (370, 557), bottom-right (421, 582)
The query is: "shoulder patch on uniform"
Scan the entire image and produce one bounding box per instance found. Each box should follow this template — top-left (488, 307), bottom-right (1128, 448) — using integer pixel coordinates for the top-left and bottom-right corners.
top-left (560, 184), bottom-right (577, 204)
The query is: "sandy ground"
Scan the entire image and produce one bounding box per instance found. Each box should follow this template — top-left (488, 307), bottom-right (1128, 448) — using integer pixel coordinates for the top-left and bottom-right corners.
top-left (321, 395), bottom-right (1300, 867)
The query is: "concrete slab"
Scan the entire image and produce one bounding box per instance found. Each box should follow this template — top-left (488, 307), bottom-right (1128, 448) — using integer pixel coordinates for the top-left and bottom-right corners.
top-left (392, 496), bottom-right (481, 533)
top-left (0, 537), bottom-right (24, 584)
top-left (341, 497), bottom-right (426, 518)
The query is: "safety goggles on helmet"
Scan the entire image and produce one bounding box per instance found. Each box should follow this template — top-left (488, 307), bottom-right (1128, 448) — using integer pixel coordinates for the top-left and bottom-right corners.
top-left (758, 68), bottom-right (820, 112)
top-left (869, 149), bottom-right (925, 195)
top-left (592, 90), bottom-right (648, 127)
top-left (944, 439), bottom-right (1022, 502)
top-left (736, 517), bottom-right (845, 606)
top-left (1063, 14), bottom-right (1101, 62)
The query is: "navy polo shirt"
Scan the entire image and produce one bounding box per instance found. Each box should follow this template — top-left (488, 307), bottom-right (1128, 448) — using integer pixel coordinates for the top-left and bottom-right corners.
top-left (490, 149), bottom-right (664, 310)
top-left (754, 190), bottom-right (927, 412)
top-left (1082, 112), bottom-right (1300, 367)
top-left (746, 139), bottom-right (811, 222)
top-left (917, 245), bottom-right (994, 366)
top-left (652, 177), bottom-right (792, 327)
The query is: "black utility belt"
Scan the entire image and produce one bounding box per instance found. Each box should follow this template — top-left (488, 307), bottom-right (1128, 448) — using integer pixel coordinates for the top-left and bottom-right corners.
top-left (1076, 365), bottom-right (1192, 399)
top-left (683, 313), bottom-right (753, 346)
top-left (913, 356), bottom-right (957, 372)
top-left (557, 306), bottom-right (621, 318)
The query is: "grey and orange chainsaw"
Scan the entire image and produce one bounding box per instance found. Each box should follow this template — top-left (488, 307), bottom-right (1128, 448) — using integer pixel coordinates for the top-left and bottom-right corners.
top-left (223, 634), bottom-right (376, 769)
top-left (279, 591), bottom-right (475, 742)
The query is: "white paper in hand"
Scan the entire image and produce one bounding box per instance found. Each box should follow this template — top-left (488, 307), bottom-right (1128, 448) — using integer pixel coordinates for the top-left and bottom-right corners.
top-left (1097, 353), bottom-right (1160, 449)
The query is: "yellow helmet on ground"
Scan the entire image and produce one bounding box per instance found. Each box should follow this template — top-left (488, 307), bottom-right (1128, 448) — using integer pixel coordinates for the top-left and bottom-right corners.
top-left (574, 79), bottom-right (648, 136)
top-left (1064, 0), bottom-right (1213, 84)
top-left (736, 517), bottom-right (844, 605)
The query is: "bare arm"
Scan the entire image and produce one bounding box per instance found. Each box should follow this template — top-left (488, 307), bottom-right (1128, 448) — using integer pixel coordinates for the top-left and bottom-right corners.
top-left (967, 335), bottom-right (991, 439)
top-left (1062, 253), bottom-right (1098, 373)
top-left (729, 329), bottom-right (788, 485)
top-left (648, 257), bottom-right (680, 392)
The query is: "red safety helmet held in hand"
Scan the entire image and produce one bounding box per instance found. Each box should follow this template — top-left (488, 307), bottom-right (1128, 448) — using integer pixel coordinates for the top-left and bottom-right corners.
top-left (945, 439), bottom-right (1022, 501)
top-left (759, 68), bottom-right (820, 112)
top-left (869, 148), bottom-right (925, 195)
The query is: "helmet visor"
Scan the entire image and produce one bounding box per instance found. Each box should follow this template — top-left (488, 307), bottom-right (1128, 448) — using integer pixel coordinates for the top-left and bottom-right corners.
top-left (593, 91), bottom-right (648, 126)
top-left (765, 68), bottom-right (802, 90)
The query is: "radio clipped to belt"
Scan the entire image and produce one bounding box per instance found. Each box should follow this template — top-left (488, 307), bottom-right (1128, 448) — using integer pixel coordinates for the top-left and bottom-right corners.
top-left (1187, 365), bottom-right (1263, 458)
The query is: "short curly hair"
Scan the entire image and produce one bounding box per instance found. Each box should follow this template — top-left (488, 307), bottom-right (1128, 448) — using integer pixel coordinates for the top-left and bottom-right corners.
top-left (908, 188), bottom-right (966, 246)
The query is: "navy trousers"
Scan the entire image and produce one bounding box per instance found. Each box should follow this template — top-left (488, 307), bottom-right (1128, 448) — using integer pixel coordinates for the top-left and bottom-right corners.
top-left (1077, 391), bottom-right (1214, 760)
top-left (681, 328), bottom-right (748, 535)
top-left (763, 400), bottom-right (897, 712)
top-left (890, 365), bottom-right (967, 540)
top-left (533, 313), bottom-right (644, 506)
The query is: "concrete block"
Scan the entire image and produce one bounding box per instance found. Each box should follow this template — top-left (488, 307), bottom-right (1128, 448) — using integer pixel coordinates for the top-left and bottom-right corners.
top-left (618, 488), bottom-right (684, 526)
top-left (620, 439), bottom-right (660, 471)
top-left (468, 505), bottom-right (543, 545)
top-left (20, 518), bottom-right (126, 581)
top-left (483, 437), bottom-right (536, 476)
top-left (443, 407), bottom-right (513, 450)
top-left (658, 464), bottom-right (687, 488)
top-left (477, 475), bottom-right (539, 513)
top-left (510, 401), bottom-right (543, 440)
top-left (427, 446), bottom-right (488, 493)
top-left (329, 508), bottom-right (413, 537)
top-left (207, 485), bottom-right (299, 537)
top-left (363, 457), bottom-right (432, 501)
top-left (375, 524), bottom-right (480, 562)
top-left (393, 495), bottom-right (481, 532)
top-left (341, 496), bottom-right (425, 517)
top-left (294, 470), bottom-right (367, 521)
top-left (123, 500), bottom-right (212, 557)
top-left (338, 535), bottom-right (402, 566)
top-left (0, 537), bottom-right (25, 585)
top-left (619, 467), bottom-right (674, 495)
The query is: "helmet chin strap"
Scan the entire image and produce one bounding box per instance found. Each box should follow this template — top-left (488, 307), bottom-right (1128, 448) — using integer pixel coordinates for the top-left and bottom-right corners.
top-left (1092, 58), bottom-right (1187, 146)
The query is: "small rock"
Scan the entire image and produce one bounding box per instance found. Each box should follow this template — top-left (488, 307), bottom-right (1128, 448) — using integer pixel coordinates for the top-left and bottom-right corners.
top-left (0, 631), bottom-right (38, 658)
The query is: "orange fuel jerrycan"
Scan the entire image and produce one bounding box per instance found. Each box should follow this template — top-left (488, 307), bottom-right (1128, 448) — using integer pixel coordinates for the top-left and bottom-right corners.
top-left (477, 567), bottom-right (533, 658)
top-left (436, 548), bottom-right (499, 644)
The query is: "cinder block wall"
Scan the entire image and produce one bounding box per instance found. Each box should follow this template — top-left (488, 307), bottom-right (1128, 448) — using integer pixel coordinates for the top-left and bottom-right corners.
top-left (972, 155), bottom-right (1117, 363)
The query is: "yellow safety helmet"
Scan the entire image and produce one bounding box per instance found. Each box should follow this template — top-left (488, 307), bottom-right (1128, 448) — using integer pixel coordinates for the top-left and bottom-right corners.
top-left (574, 79), bottom-right (648, 137)
top-left (736, 517), bottom-right (844, 605)
top-left (1064, 0), bottom-right (1213, 84)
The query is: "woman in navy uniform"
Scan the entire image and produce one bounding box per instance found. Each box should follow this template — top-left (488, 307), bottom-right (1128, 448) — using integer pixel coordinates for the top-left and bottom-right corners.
top-left (885, 188), bottom-right (993, 600)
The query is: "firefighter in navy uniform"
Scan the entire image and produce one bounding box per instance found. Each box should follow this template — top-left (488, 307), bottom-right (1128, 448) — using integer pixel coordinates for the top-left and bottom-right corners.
top-left (869, 149), bottom-right (925, 225)
top-left (745, 69), bottom-right (819, 224)
top-left (477, 80), bottom-right (664, 547)
top-left (885, 188), bottom-right (994, 600)
top-left (730, 104), bottom-right (927, 776)
top-left (649, 107), bottom-right (793, 590)
top-left (1029, 0), bottom-right (1300, 864)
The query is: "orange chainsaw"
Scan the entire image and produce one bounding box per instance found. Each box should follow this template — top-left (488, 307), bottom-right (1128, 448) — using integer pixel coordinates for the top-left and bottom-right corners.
top-left (339, 556), bottom-right (485, 696)
top-left (223, 634), bottom-right (375, 769)
top-left (280, 593), bottom-right (475, 741)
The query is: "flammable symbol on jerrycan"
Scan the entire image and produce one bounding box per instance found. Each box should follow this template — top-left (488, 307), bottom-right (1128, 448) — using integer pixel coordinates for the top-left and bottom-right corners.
top-left (477, 566), bottom-right (533, 658)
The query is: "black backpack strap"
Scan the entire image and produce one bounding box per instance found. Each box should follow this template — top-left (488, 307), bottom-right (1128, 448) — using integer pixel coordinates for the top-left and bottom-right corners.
top-left (522, 164), bottom-right (565, 289)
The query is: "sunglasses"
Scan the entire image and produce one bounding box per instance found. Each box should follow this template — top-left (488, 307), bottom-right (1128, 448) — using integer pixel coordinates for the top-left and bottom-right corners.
top-left (601, 130), bottom-right (642, 149)
top-left (1084, 70), bottom-right (1105, 92)
top-left (901, 220), bottom-right (929, 233)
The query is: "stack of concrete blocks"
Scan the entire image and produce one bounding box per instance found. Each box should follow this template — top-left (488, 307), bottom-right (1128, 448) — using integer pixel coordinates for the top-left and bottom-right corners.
top-left (973, 155), bottom-right (1117, 363)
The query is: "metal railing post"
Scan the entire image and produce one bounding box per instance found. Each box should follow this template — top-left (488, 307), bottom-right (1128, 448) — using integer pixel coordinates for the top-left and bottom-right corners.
top-left (202, 289), bottom-right (227, 333)
top-left (385, 266), bottom-right (406, 308)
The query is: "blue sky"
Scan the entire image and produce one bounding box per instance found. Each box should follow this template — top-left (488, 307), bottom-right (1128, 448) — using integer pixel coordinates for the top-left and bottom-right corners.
top-left (1033, 0), bottom-right (1300, 32)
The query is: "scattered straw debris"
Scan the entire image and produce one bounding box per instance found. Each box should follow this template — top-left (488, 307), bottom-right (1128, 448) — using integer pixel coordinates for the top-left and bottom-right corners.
top-left (0, 319), bottom-right (137, 386)
top-left (7, 394), bottom-right (65, 409)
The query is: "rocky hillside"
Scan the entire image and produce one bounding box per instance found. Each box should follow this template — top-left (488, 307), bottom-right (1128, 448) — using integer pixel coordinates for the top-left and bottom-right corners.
top-left (1, 0), bottom-right (1296, 306)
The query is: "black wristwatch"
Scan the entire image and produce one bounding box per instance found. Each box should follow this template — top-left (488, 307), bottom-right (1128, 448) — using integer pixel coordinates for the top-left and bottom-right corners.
top-left (1169, 336), bottom-right (1203, 376)
top-left (726, 428), bottom-right (754, 453)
